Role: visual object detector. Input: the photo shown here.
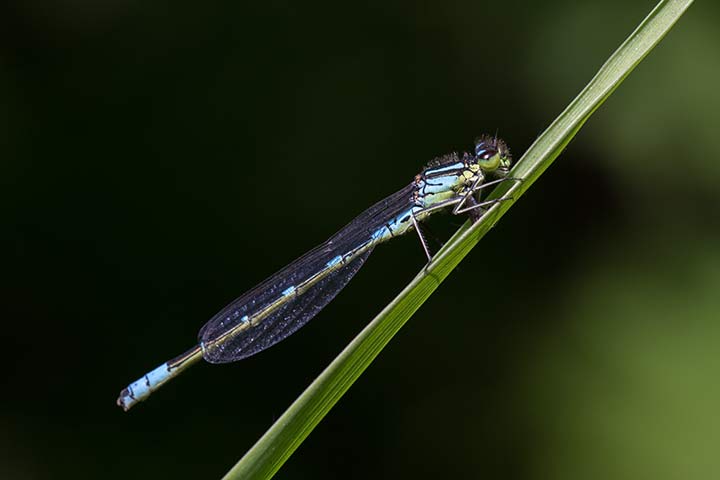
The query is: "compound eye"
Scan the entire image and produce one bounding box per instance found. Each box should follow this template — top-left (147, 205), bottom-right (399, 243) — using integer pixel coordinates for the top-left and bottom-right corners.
top-left (482, 150), bottom-right (496, 160)
top-left (476, 146), bottom-right (501, 171)
top-left (475, 142), bottom-right (498, 158)
top-left (474, 137), bottom-right (511, 173)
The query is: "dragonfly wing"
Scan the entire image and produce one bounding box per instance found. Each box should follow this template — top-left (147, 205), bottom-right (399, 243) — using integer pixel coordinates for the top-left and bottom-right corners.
top-left (198, 183), bottom-right (417, 364)
top-left (200, 247), bottom-right (374, 363)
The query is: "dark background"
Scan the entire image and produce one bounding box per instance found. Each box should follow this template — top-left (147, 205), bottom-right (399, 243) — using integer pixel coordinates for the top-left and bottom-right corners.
top-left (3, 1), bottom-right (719, 479)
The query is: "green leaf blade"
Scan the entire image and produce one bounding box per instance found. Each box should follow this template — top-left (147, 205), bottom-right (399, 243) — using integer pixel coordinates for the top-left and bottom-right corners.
top-left (223, 1), bottom-right (694, 478)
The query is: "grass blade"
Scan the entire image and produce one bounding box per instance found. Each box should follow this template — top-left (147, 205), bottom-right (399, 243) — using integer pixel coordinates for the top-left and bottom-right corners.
top-left (223, 1), bottom-right (694, 478)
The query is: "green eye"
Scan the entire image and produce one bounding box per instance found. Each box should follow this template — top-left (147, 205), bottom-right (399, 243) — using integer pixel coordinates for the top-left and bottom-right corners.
top-left (474, 137), bottom-right (512, 174)
top-left (478, 152), bottom-right (501, 171)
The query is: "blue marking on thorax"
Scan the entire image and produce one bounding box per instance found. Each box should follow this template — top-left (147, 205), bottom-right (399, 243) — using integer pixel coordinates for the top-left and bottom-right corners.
top-left (422, 173), bottom-right (462, 195)
top-left (282, 286), bottom-right (296, 296)
top-left (425, 161), bottom-right (464, 176)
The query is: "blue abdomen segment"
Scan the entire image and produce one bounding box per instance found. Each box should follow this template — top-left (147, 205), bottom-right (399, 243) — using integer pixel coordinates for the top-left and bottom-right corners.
top-left (370, 206), bottom-right (419, 243)
top-left (119, 363), bottom-right (171, 407)
top-left (117, 346), bottom-right (202, 411)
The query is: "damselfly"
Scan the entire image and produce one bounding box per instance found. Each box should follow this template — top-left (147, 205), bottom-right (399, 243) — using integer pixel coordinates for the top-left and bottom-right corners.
top-left (117, 136), bottom-right (512, 410)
